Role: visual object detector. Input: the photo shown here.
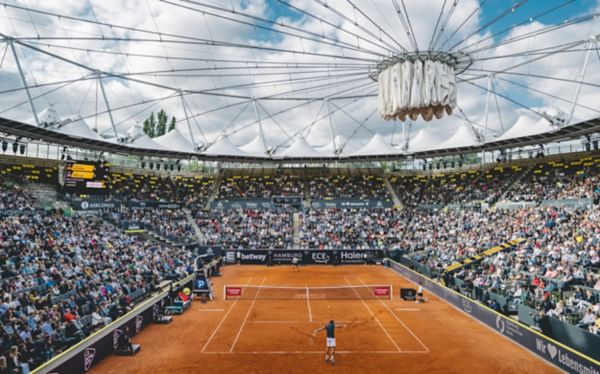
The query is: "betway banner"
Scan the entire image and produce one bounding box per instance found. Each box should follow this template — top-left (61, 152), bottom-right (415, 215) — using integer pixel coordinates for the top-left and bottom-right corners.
top-left (310, 199), bottom-right (393, 209)
top-left (225, 250), bottom-right (384, 265)
top-left (388, 259), bottom-right (600, 374)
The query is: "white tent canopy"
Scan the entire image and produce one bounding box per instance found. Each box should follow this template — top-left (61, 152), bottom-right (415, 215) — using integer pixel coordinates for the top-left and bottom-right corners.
top-left (27, 107), bottom-right (61, 127)
top-left (434, 122), bottom-right (479, 149)
top-left (496, 114), bottom-right (554, 141)
top-left (239, 134), bottom-right (270, 157)
top-left (405, 127), bottom-right (445, 152)
top-left (204, 136), bottom-right (249, 157)
top-left (352, 133), bottom-right (401, 156)
top-left (154, 128), bottom-right (197, 153)
top-left (276, 136), bottom-right (321, 158)
top-left (316, 134), bottom-right (349, 156)
top-left (56, 115), bottom-right (105, 142)
top-left (129, 134), bottom-right (169, 151)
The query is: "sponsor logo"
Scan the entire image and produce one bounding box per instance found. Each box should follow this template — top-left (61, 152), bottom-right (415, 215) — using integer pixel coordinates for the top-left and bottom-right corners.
top-left (340, 251), bottom-right (363, 260)
top-left (495, 315), bottom-right (505, 334)
top-left (373, 287), bottom-right (390, 296)
top-left (195, 279), bottom-right (206, 289)
top-left (81, 201), bottom-right (89, 210)
top-left (113, 329), bottom-right (122, 349)
top-left (461, 299), bottom-right (472, 313)
top-left (83, 347), bottom-right (96, 371)
top-left (226, 287), bottom-right (242, 297)
top-left (135, 315), bottom-right (143, 333)
top-left (312, 252), bottom-right (330, 264)
top-left (240, 253), bottom-right (267, 262)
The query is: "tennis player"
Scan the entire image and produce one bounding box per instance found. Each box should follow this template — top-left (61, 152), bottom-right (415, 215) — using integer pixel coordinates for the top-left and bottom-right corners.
top-left (313, 320), bottom-right (346, 364)
top-left (292, 256), bottom-right (300, 272)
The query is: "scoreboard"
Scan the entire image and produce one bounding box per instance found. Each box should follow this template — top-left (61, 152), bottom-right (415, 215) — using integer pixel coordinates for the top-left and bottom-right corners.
top-left (63, 160), bottom-right (109, 195)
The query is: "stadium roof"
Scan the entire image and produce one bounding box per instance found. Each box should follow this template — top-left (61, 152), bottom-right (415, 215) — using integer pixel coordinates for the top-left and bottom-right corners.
top-left (1, 1), bottom-right (600, 160)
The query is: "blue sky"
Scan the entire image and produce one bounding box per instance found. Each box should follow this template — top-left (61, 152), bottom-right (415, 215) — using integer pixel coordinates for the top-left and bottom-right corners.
top-left (257, 0), bottom-right (599, 47)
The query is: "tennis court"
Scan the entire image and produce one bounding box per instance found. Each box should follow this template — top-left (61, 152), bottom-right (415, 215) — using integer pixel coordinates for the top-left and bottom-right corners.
top-left (90, 265), bottom-right (559, 373)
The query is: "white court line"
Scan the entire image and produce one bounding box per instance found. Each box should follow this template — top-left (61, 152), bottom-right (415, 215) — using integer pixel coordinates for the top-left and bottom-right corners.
top-left (395, 308), bottom-right (420, 312)
top-left (356, 276), bottom-right (430, 353)
top-left (229, 277), bottom-right (266, 353)
top-left (250, 320), bottom-right (353, 324)
top-left (196, 309), bottom-right (225, 312)
top-left (305, 285), bottom-right (312, 322)
top-left (201, 278), bottom-right (252, 352)
top-left (201, 350), bottom-right (428, 355)
top-left (343, 276), bottom-right (402, 352)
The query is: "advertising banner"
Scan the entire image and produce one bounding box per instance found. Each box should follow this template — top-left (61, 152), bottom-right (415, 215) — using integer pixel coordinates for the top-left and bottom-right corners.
top-left (193, 272), bottom-right (210, 294)
top-left (71, 200), bottom-right (118, 210)
top-left (196, 246), bottom-right (223, 259)
top-left (224, 250), bottom-right (384, 265)
top-left (48, 300), bottom-right (156, 373)
top-left (310, 199), bottom-right (393, 209)
top-left (210, 199), bottom-right (274, 210)
top-left (127, 201), bottom-right (180, 209)
top-left (388, 259), bottom-right (600, 374)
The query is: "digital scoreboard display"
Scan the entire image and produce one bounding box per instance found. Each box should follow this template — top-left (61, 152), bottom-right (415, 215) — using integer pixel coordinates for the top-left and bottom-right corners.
top-left (63, 161), bottom-right (109, 195)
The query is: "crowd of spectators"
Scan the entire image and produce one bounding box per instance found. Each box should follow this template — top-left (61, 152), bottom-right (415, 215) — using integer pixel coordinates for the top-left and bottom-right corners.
top-left (219, 175), bottom-right (303, 198)
top-left (195, 208), bottom-right (295, 249)
top-left (109, 173), bottom-right (214, 205)
top-left (308, 175), bottom-right (389, 199)
top-left (403, 204), bottom-right (600, 335)
top-left (107, 207), bottom-right (195, 245)
top-left (0, 208), bottom-right (192, 371)
top-left (299, 208), bottom-right (407, 249)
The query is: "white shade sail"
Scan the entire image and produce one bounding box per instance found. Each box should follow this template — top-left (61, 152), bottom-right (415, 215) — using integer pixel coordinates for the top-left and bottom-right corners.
top-left (56, 115), bottom-right (105, 142)
top-left (204, 136), bottom-right (249, 157)
top-left (352, 133), bottom-right (401, 156)
top-left (434, 122), bottom-right (479, 149)
top-left (154, 129), bottom-right (197, 153)
top-left (405, 127), bottom-right (445, 152)
top-left (276, 136), bottom-right (321, 158)
top-left (129, 134), bottom-right (169, 150)
top-left (239, 134), bottom-right (270, 157)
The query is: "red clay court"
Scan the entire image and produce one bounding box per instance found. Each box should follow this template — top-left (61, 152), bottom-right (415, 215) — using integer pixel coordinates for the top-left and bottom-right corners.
top-left (90, 265), bottom-right (558, 373)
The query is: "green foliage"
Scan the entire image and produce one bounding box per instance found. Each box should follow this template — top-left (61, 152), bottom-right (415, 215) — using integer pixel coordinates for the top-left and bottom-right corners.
top-left (142, 112), bottom-right (156, 138)
top-left (142, 110), bottom-right (178, 138)
top-left (156, 109), bottom-right (168, 137)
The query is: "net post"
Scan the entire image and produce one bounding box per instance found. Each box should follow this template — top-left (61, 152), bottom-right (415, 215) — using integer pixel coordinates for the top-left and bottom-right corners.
top-left (390, 285), bottom-right (393, 300)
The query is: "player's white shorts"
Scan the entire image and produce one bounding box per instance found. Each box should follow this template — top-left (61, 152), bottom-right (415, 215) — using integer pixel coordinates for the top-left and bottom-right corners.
top-left (326, 338), bottom-right (336, 348)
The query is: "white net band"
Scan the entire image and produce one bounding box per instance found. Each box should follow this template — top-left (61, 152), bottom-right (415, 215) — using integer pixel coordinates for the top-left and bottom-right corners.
top-left (224, 285), bottom-right (392, 300)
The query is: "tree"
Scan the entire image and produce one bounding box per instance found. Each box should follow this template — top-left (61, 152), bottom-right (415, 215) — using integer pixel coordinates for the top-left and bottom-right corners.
top-left (168, 116), bottom-right (176, 132)
top-left (143, 112), bottom-right (156, 138)
top-left (156, 109), bottom-right (168, 137)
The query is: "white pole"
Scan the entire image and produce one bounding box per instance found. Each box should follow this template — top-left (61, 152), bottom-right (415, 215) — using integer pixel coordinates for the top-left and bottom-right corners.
top-left (10, 41), bottom-right (39, 126)
top-left (326, 99), bottom-right (338, 154)
top-left (96, 71), bottom-right (119, 141)
top-left (252, 98), bottom-right (268, 152)
top-left (483, 74), bottom-right (493, 144)
top-left (179, 90), bottom-right (196, 148)
top-left (567, 38), bottom-right (595, 126)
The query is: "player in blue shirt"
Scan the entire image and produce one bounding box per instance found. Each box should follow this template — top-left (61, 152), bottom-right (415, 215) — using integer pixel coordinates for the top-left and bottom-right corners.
top-left (313, 320), bottom-right (346, 364)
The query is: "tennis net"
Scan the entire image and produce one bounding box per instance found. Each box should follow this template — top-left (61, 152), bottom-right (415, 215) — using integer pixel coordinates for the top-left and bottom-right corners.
top-left (224, 284), bottom-right (392, 300)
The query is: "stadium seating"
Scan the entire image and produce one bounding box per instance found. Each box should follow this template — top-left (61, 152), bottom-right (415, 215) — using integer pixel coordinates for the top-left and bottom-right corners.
top-left (0, 152), bottom-right (599, 370)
